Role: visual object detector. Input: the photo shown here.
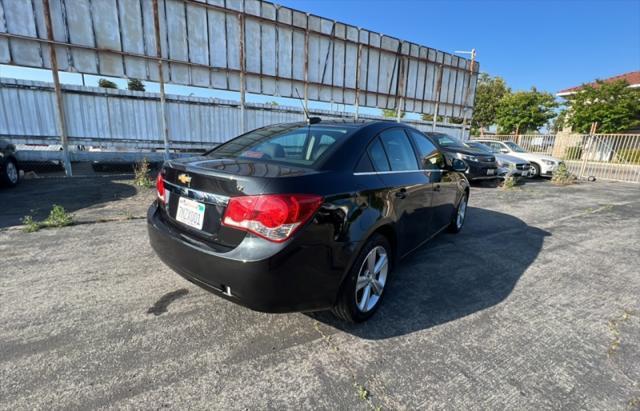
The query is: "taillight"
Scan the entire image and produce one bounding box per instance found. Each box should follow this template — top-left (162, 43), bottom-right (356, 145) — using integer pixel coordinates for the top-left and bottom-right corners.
top-left (222, 194), bottom-right (323, 242)
top-left (156, 172), bottom-right (165, 204)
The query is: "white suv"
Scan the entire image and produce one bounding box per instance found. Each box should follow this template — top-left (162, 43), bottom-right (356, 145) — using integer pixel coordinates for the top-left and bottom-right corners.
top-left (474, 140), bottom-right (563, 178)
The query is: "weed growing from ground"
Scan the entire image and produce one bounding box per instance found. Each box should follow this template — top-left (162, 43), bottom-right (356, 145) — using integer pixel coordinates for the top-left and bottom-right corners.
top-left (22, 205), bottom-right (73, 232)
top-left (551, 163), bottom-right (577, 186)
top-left (133, 157), bottom-right (153, 188)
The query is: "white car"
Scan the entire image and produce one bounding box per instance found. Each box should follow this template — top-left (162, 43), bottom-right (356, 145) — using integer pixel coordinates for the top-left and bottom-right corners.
top-left (473, 140), bottom-right (563, 178)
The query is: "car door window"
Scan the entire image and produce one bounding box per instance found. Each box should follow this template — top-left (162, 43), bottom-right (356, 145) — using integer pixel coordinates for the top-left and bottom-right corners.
top-left (483, 141), bottom-right (503, 153)
top-left (407, 130), bottom-right (446, 171)
top-left (367, 138), bottom-right (391, 172)
top-left (379, 129), bottom-right (419, 171)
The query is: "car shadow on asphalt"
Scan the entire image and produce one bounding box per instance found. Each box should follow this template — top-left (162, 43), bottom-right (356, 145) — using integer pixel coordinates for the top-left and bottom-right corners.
top-left (0, 176), bottom-right (138, 229)
top-left (308, 207), bottom-right (551, 339)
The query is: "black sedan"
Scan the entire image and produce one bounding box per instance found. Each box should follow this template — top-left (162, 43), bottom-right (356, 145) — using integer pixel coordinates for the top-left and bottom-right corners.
top-left (148, 121), bottom-right (470, 322)
top-left (424, 133), bottom-right (498, 181)
top-left (0, 139), bottom-right (19, 187)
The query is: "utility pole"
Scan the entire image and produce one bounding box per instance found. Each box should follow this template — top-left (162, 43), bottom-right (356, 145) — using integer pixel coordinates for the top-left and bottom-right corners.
top-left (455, 48), bottom-right (476, 140)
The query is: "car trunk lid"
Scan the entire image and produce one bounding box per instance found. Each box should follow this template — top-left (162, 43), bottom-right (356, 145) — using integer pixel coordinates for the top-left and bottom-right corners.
top-left (158, 156), bottom-right (315, 249)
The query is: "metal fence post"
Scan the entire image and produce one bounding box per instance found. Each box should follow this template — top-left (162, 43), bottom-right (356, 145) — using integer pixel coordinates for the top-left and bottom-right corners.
top-left (354, 43), bottom-right (362, 121)
top-left (43, 0), bottom-right (72, 176)
top-left (396, 56), bottom-right (406, 123)
top-left (239, 13), bottom-right (246, 133)
top-left (303, 16), bottom-right (309, 119)
top-left (152, 0), bottom-right (170, 161)
top-left (432, 65), bottom-right (443, 131)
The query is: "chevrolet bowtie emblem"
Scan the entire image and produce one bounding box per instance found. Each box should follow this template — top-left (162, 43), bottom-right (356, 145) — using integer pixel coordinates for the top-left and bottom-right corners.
top-left (178, 173), bottom-right (192, 185)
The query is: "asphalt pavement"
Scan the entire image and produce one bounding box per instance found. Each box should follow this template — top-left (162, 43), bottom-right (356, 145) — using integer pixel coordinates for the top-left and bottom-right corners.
top-left (1, 177), bottom-right (639, 410)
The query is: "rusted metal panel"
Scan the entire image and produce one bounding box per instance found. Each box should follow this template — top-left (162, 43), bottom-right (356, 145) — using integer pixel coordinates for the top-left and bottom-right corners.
top-left (2, 78), bottom-right (471, 151)
top-left (0, 1), bottom-right (10, 64)
top-left (0, 0), bottom-right (478, 116)
top-left (3, 0), bottom-right (41, 67)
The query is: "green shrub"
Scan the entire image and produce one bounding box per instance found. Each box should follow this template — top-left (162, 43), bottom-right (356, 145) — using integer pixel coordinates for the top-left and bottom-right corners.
top-left (551, 163), bottom-right (577, 186)
top-left (133, 158), bottom-right (153, 188)
top-left (98, 78), bottom-right (118, 89)
top-left (617, 148), bottom-right (640, 164)
top-left (127, 78), bottom-right (145, 92)
top-left (564, 146), bottom-right (583, 160)
top-left (45, 205), bottom-right (73, 227)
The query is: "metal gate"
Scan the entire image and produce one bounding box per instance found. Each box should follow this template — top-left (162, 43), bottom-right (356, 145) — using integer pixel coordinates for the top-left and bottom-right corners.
top-left (470, 133), bottom-right (640, 184)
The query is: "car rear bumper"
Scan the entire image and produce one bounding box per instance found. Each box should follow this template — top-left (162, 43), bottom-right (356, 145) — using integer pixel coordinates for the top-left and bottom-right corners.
top-left (147, 203), bottom-right (345, 313)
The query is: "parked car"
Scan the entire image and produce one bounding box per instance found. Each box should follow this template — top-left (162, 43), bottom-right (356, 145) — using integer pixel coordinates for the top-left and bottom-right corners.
top-left (147, 121), bottom-right (470, 322)
top-left (465, 141), bottom-right (531, 178)
top-left (0, 139), bottom-right (19, 187)
top-left (423, 133), bottom-right (498, 181)
top-left (473, 139), bottom-right (563, 178)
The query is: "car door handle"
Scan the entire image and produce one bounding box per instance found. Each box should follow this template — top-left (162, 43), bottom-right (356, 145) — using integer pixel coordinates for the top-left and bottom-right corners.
top-left (395, 188), bottom-right (407, 199)
top-left (433, 184), bottom-right (441, 192)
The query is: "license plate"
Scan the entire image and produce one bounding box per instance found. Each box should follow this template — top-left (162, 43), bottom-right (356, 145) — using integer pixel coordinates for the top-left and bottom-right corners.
top-left (487, 169), bottom-right (495, 175)
top-left (176, 197), bottom-right (206, 230)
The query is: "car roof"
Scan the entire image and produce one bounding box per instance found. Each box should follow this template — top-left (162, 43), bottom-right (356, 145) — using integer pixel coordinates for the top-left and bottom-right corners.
top-left (270, 119), bottom-right (406, 131)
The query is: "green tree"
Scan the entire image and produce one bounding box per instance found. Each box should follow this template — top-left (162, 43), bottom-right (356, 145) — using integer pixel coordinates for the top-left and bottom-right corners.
top-left (98, 78), bottom-right (118, 89)
top-left (470, 73), bottom-right (510, 134)
top-left (495, 87), bottom-right (557, 134)
top-left (551, 109), bottom-right (568, 133)
top-left (565, 80), bottom-right (640, 133)
top-left (127, 78), bottom-right (145, 92)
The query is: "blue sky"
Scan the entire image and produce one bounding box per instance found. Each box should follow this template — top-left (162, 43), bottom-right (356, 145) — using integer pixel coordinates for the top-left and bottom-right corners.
top-left (1, 0), bottom-right (638, 106)
top-left (275, 0), bottom-right (640, 93)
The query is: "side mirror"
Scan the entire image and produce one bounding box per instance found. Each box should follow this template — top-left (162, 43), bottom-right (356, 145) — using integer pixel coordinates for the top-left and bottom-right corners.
top-left (500, 148), bottom-right (509, 153)
top-left (451, 158), bottom-right (467, 172)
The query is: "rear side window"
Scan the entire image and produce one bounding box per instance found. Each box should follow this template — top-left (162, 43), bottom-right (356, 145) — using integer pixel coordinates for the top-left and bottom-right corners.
top-left (408, 130), bottom-right (445, 170)
top-left (355, 153), bottom-right (375, 173)
top-left (379, 129), bottom-right (419, 171)
top-left (367, 138), bottom-right (391, 172)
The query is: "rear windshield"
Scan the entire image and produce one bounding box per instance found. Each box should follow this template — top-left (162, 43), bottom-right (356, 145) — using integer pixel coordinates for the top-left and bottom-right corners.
top-left (430, 133), bottom-right (466, 148)
top-left (465, 142), bottom-right (492, 153)
top-left (207, 124), bottom-right (352, 167)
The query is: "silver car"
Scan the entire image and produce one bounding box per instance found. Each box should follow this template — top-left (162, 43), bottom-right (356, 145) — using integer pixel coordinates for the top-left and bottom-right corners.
top-left (466, 141), bottom-right (531, 178)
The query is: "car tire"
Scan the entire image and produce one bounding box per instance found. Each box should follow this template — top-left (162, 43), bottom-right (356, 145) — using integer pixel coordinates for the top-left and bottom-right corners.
top-left (1, 158), bottom-right (19, 187)
top-left (448, 192), bottom-right (468, 233)
top-left (332, 233), bottom-right (392, 323)
top-left (528, 162), bottom-right (540, 179)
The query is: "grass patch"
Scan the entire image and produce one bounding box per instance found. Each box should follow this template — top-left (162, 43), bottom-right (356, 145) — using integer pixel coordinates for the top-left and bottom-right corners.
top-left (133, 157), bottom-right (153, 188)
top-left (22, 215), bottom-right (40, 233)
top-left (22, 205), bottom-right (73, 233)
top-left (607, 309), bottom-right (636, 357)
top-left (355, 383), bottom-right (369, 401)
top-left (551, 163), bottom-right (577, 186)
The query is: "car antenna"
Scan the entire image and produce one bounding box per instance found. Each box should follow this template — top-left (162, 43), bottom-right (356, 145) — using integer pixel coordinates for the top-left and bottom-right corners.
top-left (295, 87), bottom-right (321, 125)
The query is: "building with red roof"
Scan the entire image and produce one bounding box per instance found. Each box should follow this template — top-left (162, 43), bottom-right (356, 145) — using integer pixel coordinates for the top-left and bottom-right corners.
top-left (556, 71), bottom-right (640, 97)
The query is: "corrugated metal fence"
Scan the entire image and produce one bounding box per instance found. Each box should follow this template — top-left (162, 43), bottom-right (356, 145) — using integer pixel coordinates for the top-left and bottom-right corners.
top-left (0, 78), bottom-right (467, 160)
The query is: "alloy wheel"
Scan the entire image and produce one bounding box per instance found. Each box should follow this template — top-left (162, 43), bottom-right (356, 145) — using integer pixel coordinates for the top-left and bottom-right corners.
top-left (355, 245), bottom-right (389, 312)
top-left (6, 161), bottom-right (18, 184)
top-left (456, 196), bottom-right (467, 229)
